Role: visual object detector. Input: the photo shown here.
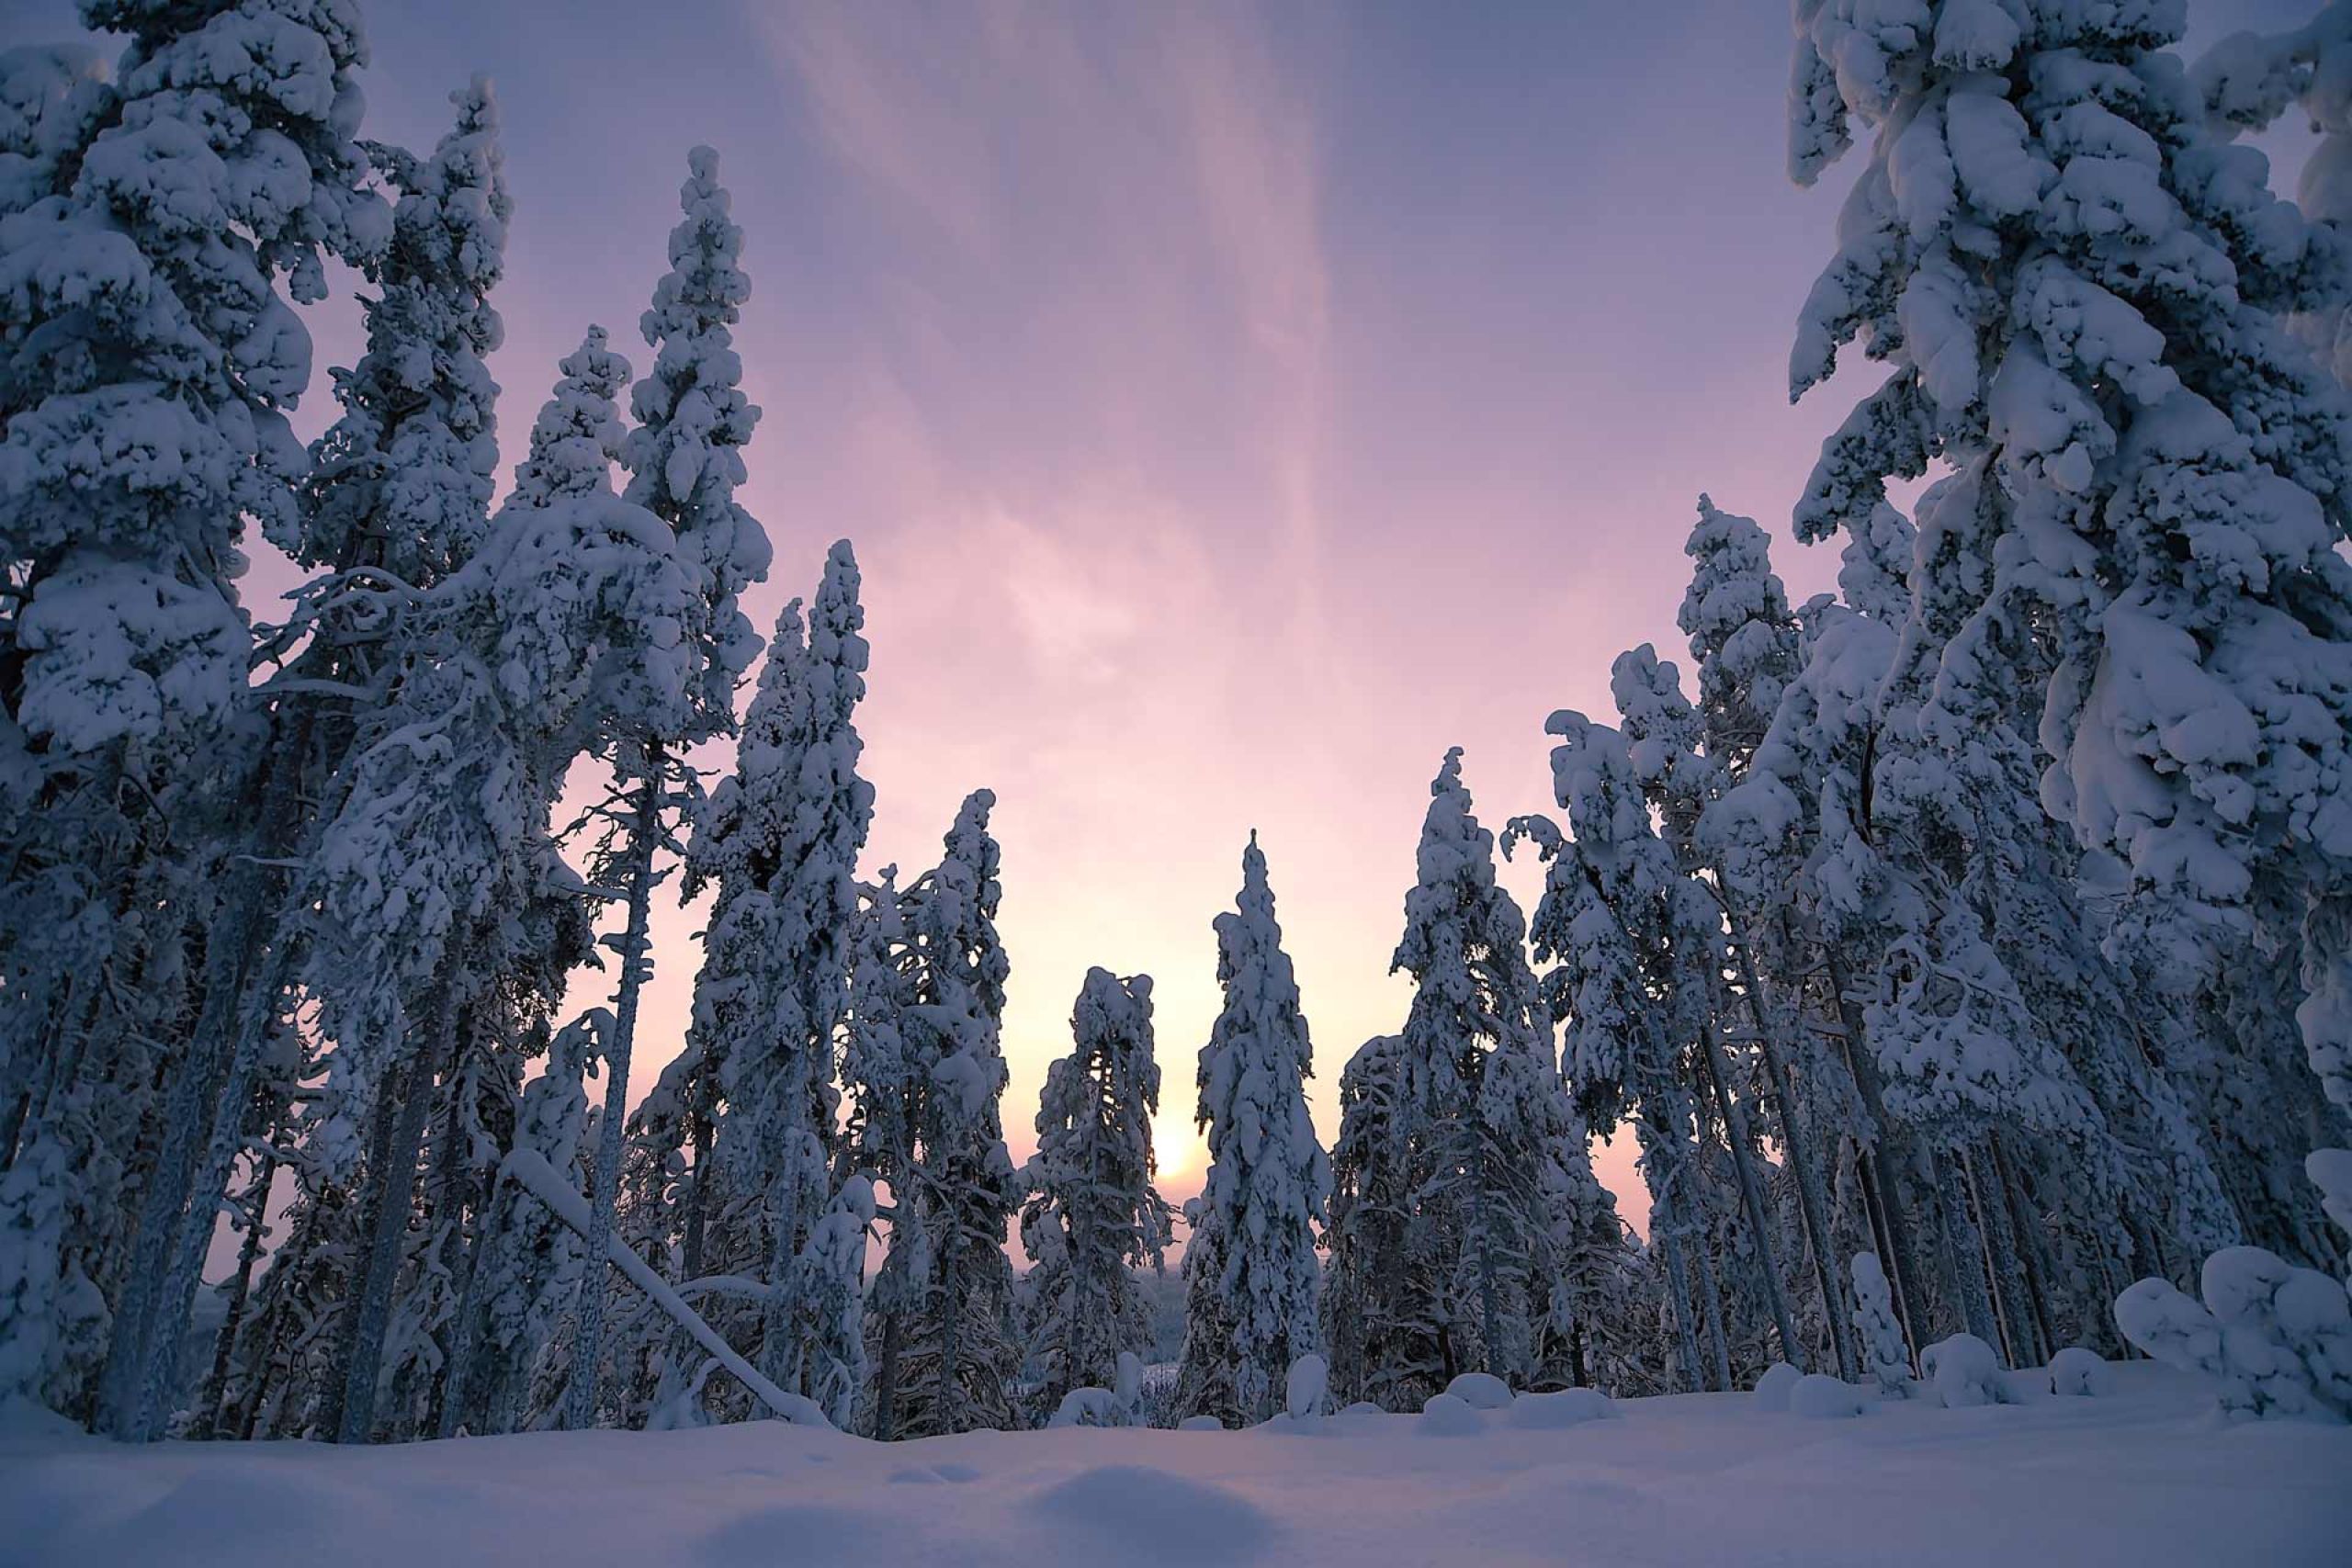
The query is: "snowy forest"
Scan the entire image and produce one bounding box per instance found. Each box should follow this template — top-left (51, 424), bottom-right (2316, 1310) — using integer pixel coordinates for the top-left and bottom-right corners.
top-left (4, 0), bottom-right (2352, 1498)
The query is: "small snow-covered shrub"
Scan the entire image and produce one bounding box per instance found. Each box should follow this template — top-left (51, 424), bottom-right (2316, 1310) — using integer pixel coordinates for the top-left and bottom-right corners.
top-left (1752, 1361), bottom-right (1804, 1412)
top-left (2117, 1247), bottom-right (2352, 1421)
top-left (1443, 1371), bottom-right (1513, 1411)
top-left (1048, 1387), bottom-right (1135, 1428)
top-left (1789, 1374), bottom-right (1866, 1419)
top-left (1505, 1388), bottom-right (1616, 1429)
top-left (1287, 1353), bottom-right (1329, 1420)
top-left (1851, 1254), bottom-right (1913, 1396)
top-left (2047, 1348), bottom-right (2109, 1397)
top-left (1337, 1401), bottom-right (1385, 1419)
top-left (1921, 1335), bottom-right (2007, 1409)
top-left (1416, 1392), bottom-right (1482, 1436)
top-left (1177, 1415), bottom-right (1223, 1432)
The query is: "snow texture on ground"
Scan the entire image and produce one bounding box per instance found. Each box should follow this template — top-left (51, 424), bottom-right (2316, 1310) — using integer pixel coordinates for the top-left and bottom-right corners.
top-left (1, 1364), bottom-right (2344, 1567)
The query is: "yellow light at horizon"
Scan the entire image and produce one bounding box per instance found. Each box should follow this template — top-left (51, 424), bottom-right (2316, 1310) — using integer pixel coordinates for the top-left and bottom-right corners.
top-left (1154, 1118), bottom-right (1208, 1182)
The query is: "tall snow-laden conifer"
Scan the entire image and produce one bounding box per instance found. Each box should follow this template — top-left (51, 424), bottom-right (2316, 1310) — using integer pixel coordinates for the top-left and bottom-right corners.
top-left (1322, 1031), bottom-right (1416, 1409)
top-left (1331, 750), bottom-right (1579, 1401)
top-left (566, 144), bottom-right (770, 1430)
top-left (1785, 2), bottom-right (2352, 1126)
top-left (1174, 833), bottom-right (1330, 1427)
top-left (682, 542), bottom-right (871, 1410)
top-left (1020, 968), bottom-right (1173, 1412)
top-left (107, 75), bottom-right (519, 1443)
top-left (842, 867), bottom-right (929, 1438)
top-left (892, 791), bottom-right (1021, 1437)
top-left (320, 316), bottom-right (697, 1442)
top-left (0, 0), bottom-right (390, 1421)
top-left (1517, 717), bottom-right (1723, 1392)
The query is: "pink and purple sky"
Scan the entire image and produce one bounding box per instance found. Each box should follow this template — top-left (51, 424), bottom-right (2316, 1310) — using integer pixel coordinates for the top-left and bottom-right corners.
top-left (6, 0), bottom-right (2312, 1221)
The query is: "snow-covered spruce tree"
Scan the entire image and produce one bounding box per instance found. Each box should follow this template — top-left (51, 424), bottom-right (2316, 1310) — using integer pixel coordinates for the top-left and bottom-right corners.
top-left (107, 75), bottom-right (518, 1443)
top-left (1320, 1032), bottom-right (1419, 1409)
top-left (566, 145), bottom-right (771, 1431)
top-left (890, 791), bottom-right (1022, 1437)
top-left (0, 0), bottom-right (390, 1422)
top-left (1852, 1252), bottom-right (1913, 1397)
top-left (2194, 7), bottom-right (2352, 386)
top-left (1512, 717), bottom-right (1724, 1392)
top-left (443, 1012), bottom-right (598, 1436)
top-left (1697, 528), bottom-right (1956, 1356)
top-left (1020, 968), bottom-right (1173, 1415)
top-left (1173, 833), bottom-right (1331, 1427)
top-left (1369, 748), bottom-right (1580, 1395)
top-left (314, 321), bottom-right (698, 1443)
top-left (1785, 3), bottom-right (2352, 1129)
top-left (679, 542), bottom-right (871, 1414)
top-left (841, 867), bottom-right (931, 1438)
top-left (1857, 461), bottom-right (2153, 1361)
top-left (1608, 636), bottom-right (1818, 1377)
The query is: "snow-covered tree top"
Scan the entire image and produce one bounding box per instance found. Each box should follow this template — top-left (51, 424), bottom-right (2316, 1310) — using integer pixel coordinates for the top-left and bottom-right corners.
top-left (623, 144), bottom-right (771, 721)
top-left (1677, 495), bottom-right (1799, 772)
top-left (292, 75), bottom-right (511, 583)
top-left (684, 538), bottom-right (872, 906)
top-left (510, 325), bottom-right (630, 508)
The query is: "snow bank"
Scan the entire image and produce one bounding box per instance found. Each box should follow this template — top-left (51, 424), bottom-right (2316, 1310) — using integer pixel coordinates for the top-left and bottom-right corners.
top-left (1752, 1361), bottom-right (1804, 1411)
top-left (1415, 1391), bottom-right (1483, 1436)
top-left (1442, 1371), bottom-right (1513, 1410)
top-left (3, 1364), bottom-right (2344, 1568)
top-left (1789, 1373), bottom-right (1867, 1419)
top-left (1504, 1387), bottom-right (1616, 1429)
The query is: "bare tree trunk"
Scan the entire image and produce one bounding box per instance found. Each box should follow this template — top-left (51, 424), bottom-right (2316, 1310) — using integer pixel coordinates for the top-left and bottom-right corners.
top-left (334, 972), bottom-right (465, 1443)
top-left (1928, 1147), bottom-right (1999, 1351)
top-left (873, 1304), bottom-right (902, 1440)
top-left (1824, 949), bottom-right (1933, 1352)
top-left (1690, 1225), bottom-right (1732, 1392)
top-left (565, 750), bottom-right (663, 1432)
top-left (1698, 1020), bottom-right (1803, 1369)
top-left (194, 1131), bottom-right (277, 1437)
top-left (1725, 927), bottom-right (1856, 1381)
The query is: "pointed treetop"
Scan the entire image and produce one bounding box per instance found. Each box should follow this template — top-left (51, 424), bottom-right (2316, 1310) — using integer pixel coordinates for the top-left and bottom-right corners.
top-left (510, 325), bottom-right (630, 507)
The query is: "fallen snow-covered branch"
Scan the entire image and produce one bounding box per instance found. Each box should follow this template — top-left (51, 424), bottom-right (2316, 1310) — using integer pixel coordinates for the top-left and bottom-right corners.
top-left (499, 1150), bottom-right (830, 1428)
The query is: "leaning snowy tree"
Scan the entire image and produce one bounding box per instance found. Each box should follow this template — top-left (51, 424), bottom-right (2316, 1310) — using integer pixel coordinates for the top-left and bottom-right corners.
top-left (1513, 717), bottom-right (1728, 1393)
top-left (304, 315), bottom-right (701, 1444)
top-left (1020, 967), bottom-right (1173, 1415)
top-left (1173, 832), bottom-right (1330, 1427)
top-left (111, 74), bottom-right (519, 1445)
top-left (0, 0), bottom-right (388, 1424)
top-left (678, 541), bottom-right (873, 1416)
top-left (1785, 2), bottom-right (2352, 1137)
top-left (565, 144), bottom-right (772, 1430)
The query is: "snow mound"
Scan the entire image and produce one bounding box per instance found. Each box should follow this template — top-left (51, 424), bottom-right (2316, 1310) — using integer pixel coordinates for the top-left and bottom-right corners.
top-left (1443, 1371), bottom-right (1514, 1410)
top-left (1033, 1465), bottom-right (1274, 1563)
top-left (1790, 1374), bottom-right (1867, 1419)
top-left (1047, 1388), bottom-right (1131, 1428)
top-left (1752, 1361), bottom-right (1804, 1412)
top-left (1505, 1388), bottom-right (1617, 1428)
top-left (2048, 1348), bottom-right (2109, 1396)
top-left (1416, 1392), bottom-right (1484, 1436)
top-left (1177, 1415), bottom-right (1223, 1432)
top-left (1922, 1334), bottom-right (2008, 1409)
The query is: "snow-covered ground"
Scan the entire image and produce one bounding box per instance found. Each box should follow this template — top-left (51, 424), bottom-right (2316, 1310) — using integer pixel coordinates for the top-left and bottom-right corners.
top-left (3, 1365), bottom-right (2343, 1567)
